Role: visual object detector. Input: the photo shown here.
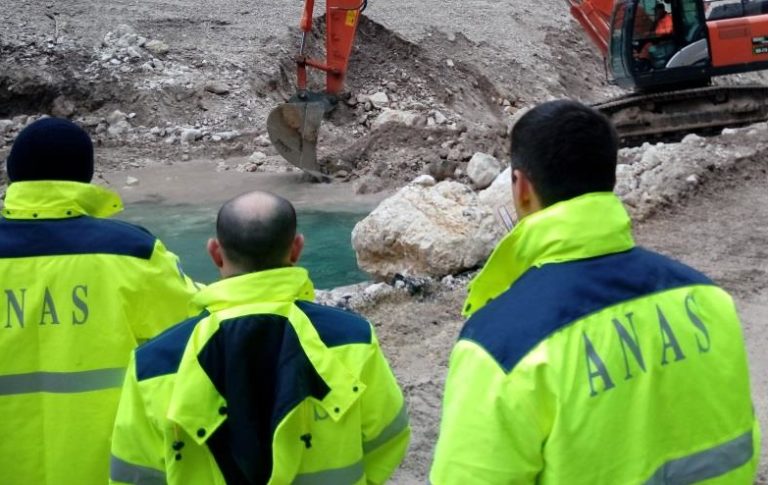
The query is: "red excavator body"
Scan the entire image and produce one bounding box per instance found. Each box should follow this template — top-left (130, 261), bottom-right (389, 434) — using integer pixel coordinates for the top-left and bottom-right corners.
top-left (568, 0), bottom-right (768, 90)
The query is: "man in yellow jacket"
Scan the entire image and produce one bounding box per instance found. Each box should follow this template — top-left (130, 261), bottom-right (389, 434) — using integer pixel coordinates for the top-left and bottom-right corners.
top-left (430, 100), bottom-right (760, 484)
top-left (0, 118), bottom-right (198, 484)
top-left (110, 190), bottom-right (410, 484)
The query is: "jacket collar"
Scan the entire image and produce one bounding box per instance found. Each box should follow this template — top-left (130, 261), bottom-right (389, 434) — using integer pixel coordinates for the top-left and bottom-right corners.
top-left (2, 181), bottom-right (124, 220)
top-left (190, 267), bottom-right (315, 313)
top-left (463, 192), bottom-right (635, 317)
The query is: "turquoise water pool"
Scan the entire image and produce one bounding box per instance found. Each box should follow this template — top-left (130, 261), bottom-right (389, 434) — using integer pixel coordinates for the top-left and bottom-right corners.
top-left (118, 203), bottom-right (369, 289)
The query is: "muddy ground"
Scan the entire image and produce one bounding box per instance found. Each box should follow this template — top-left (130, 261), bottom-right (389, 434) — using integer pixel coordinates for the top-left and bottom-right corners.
top-left (2, 0), bottom-right (767, 482)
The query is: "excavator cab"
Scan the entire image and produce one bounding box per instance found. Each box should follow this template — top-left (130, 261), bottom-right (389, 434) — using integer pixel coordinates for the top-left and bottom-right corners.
top-left (606, 0), bottom-right (768, 90)
top-left (609, 0), bottom-right (711, 89)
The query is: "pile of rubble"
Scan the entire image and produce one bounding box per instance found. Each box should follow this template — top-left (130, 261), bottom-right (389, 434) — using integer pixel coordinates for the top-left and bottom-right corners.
top-left (352, 123), bottom-right (768, 281)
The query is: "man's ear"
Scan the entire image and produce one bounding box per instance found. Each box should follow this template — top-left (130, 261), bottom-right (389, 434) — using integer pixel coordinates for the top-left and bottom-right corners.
top-left (512, 169), bottom-right (539, 218)
top-left (289, 234), bottom-right (305, 265)
top-left (207, 238), bottom-right (225, 269)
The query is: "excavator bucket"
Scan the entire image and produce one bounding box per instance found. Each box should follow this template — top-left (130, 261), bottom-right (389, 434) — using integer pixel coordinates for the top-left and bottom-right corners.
top-left (267, 99), bottom-right (329, 177)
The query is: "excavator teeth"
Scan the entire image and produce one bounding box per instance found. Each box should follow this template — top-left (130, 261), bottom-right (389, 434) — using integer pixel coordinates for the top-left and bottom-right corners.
top-left (266, 100), bottom-right (328, 177)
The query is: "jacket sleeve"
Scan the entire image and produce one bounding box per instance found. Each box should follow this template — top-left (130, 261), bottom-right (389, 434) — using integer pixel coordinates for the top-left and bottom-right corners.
top-left (430, 340), bottom-right (550, 485)
top-left (359, 330), bottom-right (411, 484)
top-left (128, 239), bottom-right (201, 341)
top-left (110, 354), bottom-right (167, 485)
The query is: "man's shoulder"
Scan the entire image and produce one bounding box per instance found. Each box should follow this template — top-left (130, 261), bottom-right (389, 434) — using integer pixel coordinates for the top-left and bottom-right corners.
top-left (135, 311), bottom-right (210, 382)
top-left (0, 216), bottom-right (159, 260)
top-left (294, 300), bottom-right (372, 348)
top-left (460, 247), bottom-right (714, 373)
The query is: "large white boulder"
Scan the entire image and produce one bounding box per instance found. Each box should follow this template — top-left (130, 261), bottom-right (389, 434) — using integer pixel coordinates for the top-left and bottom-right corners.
top-left (352, 181), bottom-right (505, 280)
top-left (478, 167), bottom-right (512, 211)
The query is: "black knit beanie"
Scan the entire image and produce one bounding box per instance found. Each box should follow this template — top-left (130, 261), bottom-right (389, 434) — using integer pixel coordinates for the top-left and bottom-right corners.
top-left (6, 117), bottom-right (94, 183)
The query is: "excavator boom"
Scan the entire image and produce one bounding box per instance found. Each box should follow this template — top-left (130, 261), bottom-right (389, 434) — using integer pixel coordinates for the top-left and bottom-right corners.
top-left (568, 0), bottom-right (613, 55)
top-left (267, 0), bottom-right (365, 176)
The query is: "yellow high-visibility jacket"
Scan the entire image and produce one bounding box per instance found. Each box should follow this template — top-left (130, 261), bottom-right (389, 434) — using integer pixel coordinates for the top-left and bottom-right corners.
top-left (0, 181), bottom-right (198, 485)
top-left (110, 266), bottom-right (410, 485)
top-left (431, 192), bottom-right (760, 484)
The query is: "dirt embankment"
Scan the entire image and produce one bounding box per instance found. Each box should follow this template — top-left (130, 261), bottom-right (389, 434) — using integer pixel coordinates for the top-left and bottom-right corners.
top-left (1, 0), bottom-right (618, 189)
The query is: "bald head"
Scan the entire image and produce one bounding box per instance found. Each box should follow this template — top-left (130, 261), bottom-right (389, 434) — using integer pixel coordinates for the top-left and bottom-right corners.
top-left (215, 191), bottom-right (298, 273)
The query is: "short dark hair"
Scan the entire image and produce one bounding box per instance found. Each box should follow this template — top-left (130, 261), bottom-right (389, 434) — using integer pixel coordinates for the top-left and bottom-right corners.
top-left (216, 191), bottom-right (298, 273)
top-left (510, 100), bottom-right (618, 207)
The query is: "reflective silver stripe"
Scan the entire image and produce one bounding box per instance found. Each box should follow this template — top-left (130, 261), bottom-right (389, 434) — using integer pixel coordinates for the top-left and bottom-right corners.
top-left (292, 461), bottom-right (364, 485)
top-left (644, 431), bottom-right (754, 485)
top-left (0, 368), bottom-right (125, 395)
top-left (363, 404), bottom-right (409, 454)
top-left (110, 454), bottom-right (166, 485)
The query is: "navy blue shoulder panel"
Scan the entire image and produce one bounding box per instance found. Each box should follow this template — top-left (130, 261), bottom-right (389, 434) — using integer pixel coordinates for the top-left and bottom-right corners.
top-left (198, 314), bottom-right (331, 484)
top-left (0, 216), bottom-right (156, 259)
top-left (136, 311), bottom-right (209, 381)
top-left (461, 247), bottom-right (713, 373)
top-left (294, 301), bottom-right (372, 348)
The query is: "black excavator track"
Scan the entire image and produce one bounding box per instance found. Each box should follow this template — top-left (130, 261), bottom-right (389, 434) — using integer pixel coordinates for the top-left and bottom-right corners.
top-left (593, 84), bottom-right (768, 146)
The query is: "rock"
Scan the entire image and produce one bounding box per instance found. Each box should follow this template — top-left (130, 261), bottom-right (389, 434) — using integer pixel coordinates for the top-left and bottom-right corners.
top-left (126, 46), bottom-right (144, 59)
top-left (125, 176), bottom-right (139, 186)
top-left (205, 80), bottom-right (231, 95)
top-left (363, 282), bottom-right (393, 300)
top-left (686, 174), bottom-right (699, 184)
top-left (181, 154), bottom-right (190, 162)
top-left (106, 110), bottom-right (127, 126)
top-left (369, 92), bottom-right (389, 108)
top-left (447, 146), bottom-right (466, 162)
top-left (446, 59), bottom-right (455, 67)
top-left (144, 39), bottom-right (169, 56)
top-left (249, 151), bottom-right (267, 163)
top-left (467, 152), bottom-right (503, 189)
top-left (412, 174), bottom-right (436, 187)
top-left (109, 58), bottom-right (122, 66)
top-left (0, 120), bottom-right (15, 136)
top-left (682, 133), bottom-right (703, 145)
top-left (371, 109), bottom-right (426, 130)
top-left (107, 121), bottom-right (131, 137)
top-left (114, 24), bottom-right (135, 37)
top-left (478, 167), bottom-right (513, 213)
top-left (355, 175), bottom-right (386, 195)
top-left (12, 115), bottom-right (28, 127)
top-left (180, 128), bottom-right (203, 144)
top-left (432, 111), bottom-right (448, 125)
top-left (254, 134), bottom-right (271, 147)
top-left (428, 159), bottom-right (458, 182)
top-left (51, 96), bottom-right (75, 118)
top-left (639, 146), bottom-right (663, 170)
top-left (212, 130), bottom-right (240, 141)
top-left (352, 181), bottom-right (505, 280)
top-left (721, 127), bottom-right (738, 136)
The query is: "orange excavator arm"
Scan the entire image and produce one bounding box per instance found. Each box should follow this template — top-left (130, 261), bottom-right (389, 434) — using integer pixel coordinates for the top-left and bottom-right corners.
top-left (566, 0), bottom-right (614, 56)
top-left (267, 0), bottom-right (365, 176)
top-left (297, 0), bottom-right (364, 95)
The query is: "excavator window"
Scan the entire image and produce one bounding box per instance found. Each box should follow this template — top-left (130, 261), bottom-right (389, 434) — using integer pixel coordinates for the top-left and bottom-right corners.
top-left (706, 0), bottom-right (768, 20)
top-left (633, 2), bottom-right (677, 70)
